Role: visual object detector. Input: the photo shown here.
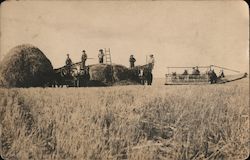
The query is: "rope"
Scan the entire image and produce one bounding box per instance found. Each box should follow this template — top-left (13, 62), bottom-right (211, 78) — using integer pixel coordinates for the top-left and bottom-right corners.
top-left (211, 65), bottom-right (240, 73)
top-left (166, 65), bottom-right (241, 73)
top-left (166, 66), bottom-right (210, 69)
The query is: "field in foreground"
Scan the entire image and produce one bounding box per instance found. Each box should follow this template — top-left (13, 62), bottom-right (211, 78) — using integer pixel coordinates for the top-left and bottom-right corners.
top-left (0, 79), bottom-right (249, 160)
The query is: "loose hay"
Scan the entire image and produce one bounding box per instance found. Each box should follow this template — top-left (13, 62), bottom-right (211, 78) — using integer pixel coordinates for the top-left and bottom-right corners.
top-left (0, 44), bottom-right (54, 87)
top-left (89, 64), bottom-right (113, 83)
top-left (88, 64), bottom-right (140, 86)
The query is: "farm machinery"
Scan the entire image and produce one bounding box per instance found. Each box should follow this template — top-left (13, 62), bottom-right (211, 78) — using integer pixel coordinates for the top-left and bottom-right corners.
top-left (53, 62), bottom-right (90, 87)
top-left (165, 65), bottom-right (247, 85)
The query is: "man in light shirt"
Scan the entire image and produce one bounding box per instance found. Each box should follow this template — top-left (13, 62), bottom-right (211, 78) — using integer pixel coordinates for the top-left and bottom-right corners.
top-left (147, 54), bottom-right (155, 71)
top-left (98, 49), bottom-right (105, 64)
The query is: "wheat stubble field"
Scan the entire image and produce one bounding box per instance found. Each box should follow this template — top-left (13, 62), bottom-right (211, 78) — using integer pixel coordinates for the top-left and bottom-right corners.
top-left (0, 78), bottom-right (249, 160)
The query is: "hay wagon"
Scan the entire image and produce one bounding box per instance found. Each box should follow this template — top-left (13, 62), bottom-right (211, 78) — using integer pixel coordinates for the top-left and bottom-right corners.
top-left (165, 65), bottom-right (247, 85)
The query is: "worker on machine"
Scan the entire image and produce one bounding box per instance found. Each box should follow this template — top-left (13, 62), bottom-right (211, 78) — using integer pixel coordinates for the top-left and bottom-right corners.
top-left (208, 69), bottom-right (217, 84)
top-left (192, 66), bottom-right (200, 75)
top-left (182, 69), bottom-right (188, 75)
top-left (219, 69), bottom-right (225, 78)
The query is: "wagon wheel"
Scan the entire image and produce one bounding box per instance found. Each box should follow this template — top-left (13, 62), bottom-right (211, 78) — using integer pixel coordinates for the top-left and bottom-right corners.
top-left (60, 68), bottom-right (68, 77)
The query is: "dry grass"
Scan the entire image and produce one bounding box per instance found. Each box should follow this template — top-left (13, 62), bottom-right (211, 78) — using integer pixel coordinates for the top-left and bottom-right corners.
top-left (88, 64), bottom-right (131, 84)
top-left (0, 44), bottom-right (54, 87)
top-left (0, 79), bottom-right (249, 159)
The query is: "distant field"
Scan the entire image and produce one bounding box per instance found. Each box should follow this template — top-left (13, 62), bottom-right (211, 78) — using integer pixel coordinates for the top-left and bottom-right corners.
top-left (0, 78), bottom-right (249, 160)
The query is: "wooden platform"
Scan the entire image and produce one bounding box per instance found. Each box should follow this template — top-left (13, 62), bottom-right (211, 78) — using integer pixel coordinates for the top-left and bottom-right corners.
top-left (165, 73), bottom-right (247, 85)
top-left (165, 74), bottom-right (210, 85)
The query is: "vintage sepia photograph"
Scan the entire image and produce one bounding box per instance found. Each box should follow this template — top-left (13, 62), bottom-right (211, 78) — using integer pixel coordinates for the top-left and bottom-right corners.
top-left (0, 0), bottom-right (249, 159)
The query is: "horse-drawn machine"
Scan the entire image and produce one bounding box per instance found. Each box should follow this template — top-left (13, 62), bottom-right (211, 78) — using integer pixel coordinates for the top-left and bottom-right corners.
top-left (52, 62), bottom-right (154, 87)
top-left (165, 65), bottom-right (247, 85)
top-left (53, 62), bottom-right (90, 87)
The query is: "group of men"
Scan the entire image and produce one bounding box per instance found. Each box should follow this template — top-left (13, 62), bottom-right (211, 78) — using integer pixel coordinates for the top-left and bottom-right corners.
top-left (65, 50), bottom-right (155, 74)
top-left (129, 54), bottom-right (155, 70)
top-left (181, 66), bottom-right (200, 75)
top-left (181, 66), bottom-right (224, 79)
top-left (65, 49), bottom-right (105, 73)
top-left (66, 49), bottom-right (105, 67)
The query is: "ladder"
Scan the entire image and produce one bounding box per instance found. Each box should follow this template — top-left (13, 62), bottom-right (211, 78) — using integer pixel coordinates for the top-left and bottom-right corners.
top-left (104, 48), bottom-right (112, 64)
top-left (104, 48), bottom-right (115, 83)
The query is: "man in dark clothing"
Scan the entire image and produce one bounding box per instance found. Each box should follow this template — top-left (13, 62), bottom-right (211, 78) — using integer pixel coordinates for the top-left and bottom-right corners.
top-left (98, 49), bottom-right (105, 64)
top-left (208, 69), bottom-right (217, 83)
top-left (195, 66), bottom-right (200, 75)
top-left (219, 70), bottom-right (225, 78)
top-left (66, 54), bottom-right (72, 66)
top-left (81, 50), bottom-right (87, 69)
top-left (65, 54), bottom-right (72, 75)
top-left (129, 55), bottom-right (136, 68)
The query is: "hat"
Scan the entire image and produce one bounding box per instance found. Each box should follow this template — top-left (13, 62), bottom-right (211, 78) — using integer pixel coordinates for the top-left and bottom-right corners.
top-left (67, 54), bottom-right (69, 56)
top-left (99, 49), bottom-right (103, 51)
top-left (150, 54), bottom-right (153, 57)
top-left (82, 50), bottom-right (86, 52)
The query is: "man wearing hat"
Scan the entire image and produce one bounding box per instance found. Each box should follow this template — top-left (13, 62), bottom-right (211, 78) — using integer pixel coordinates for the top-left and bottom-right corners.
top-left (65, 54), bottom-right (72, 75)
top-left (98, 49), bottom-right (104, 64)
top-left (129, 55), bottom-right (136, 68)
top-left (81, 50), bottom-right (88, 69)
top-left (147, 54), bottom-right (155, 71)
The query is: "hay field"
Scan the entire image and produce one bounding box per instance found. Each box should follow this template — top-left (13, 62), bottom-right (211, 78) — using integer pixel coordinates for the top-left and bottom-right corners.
top-left (0, 78), bottom-right (249, 160)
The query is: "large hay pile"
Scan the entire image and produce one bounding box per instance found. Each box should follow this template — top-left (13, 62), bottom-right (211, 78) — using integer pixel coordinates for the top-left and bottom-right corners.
top-left (89, 64), bottom-right (113, 83)
top-left (0, 44), bottom-right (54, 87)
top-left (88, 64), bottom-right (140, 85)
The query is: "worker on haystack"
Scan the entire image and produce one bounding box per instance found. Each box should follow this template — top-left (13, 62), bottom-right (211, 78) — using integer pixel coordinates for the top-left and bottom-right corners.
top-left (65, 54), bottom-right (72, 75)
top-left (129, 55), bottom-right (136, 68)
top-left (147, 54), bottom-right (155, 72)
top-left (81, 50), bottom-right (87, 69)
top-left (98, 49), bottom-right (105, 64)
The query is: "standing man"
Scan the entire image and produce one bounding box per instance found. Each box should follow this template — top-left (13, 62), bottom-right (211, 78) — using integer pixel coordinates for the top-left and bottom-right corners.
top-left (147, 54), bottom-right (155, 71)
top-left (129, 55), bottom-right (136, 68)
top-left (98, 49), bottom-right (105, 64)
top-left (81, 50), bottom-right (87, 69)
top-left (65, 54), bottom-right (72, 75)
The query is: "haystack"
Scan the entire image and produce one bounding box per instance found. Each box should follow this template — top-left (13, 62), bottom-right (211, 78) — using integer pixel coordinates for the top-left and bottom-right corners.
top-left (89, 64), bottom-right (113, 83)
top-left (0, 44), bottom-right (54, 87)
top-left (112, 64), bottom-right (130, 81)
top-left (88, 64), bottom-right (139, 85)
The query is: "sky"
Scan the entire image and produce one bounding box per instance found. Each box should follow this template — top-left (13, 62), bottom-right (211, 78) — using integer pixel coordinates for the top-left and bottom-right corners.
top-left (0, 0), bottom-right (249, 77)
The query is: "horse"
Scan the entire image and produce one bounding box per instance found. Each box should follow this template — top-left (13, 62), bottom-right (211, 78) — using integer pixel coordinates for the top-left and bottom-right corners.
top-left (52, 67), bottom-right (76, 87)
